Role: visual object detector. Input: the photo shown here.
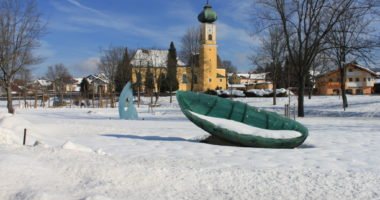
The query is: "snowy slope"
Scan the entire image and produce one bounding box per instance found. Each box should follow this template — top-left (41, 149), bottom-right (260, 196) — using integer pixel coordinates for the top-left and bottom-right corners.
top-left (0, 95), bottom-right (380, 200)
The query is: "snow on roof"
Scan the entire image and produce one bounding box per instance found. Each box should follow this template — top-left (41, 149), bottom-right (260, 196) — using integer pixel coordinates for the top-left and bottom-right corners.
top-left (34, 80), bottom-right (51, 86)
top-left (227, 73), bottom-right (267, 80)
top-left (352, 63), bottom-right (377, 76)
top-left (73, 78), bottom-right (83, 84)
top-left (227, 84), bottom-right (246, 88)
top-left (85, 74), bottom-right (109, 84)
top-left (131, 49), bottom-right (186, 67)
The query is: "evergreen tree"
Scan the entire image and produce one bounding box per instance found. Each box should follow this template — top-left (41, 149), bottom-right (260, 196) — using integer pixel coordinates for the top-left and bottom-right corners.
top-left (166, 42), bottom-right (179, 103)
top-left (80, 78), bottom-right (90, 98)
top-left (158, 73), bottom-right (168, 93)
top-left (115, 48), bottom-right (133, 93)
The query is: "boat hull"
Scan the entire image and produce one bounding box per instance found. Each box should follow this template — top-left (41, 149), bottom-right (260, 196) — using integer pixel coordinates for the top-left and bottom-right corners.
top-left (176, 91), bottom-right (308, 148)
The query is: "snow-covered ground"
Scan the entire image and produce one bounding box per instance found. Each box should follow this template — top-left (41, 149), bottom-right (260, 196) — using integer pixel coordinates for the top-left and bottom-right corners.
top-left (1, 95), bottom-right (380, 200)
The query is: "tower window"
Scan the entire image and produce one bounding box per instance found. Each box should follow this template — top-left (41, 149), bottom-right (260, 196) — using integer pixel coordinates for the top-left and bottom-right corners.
top-left (182, 74), bottom-right (188, 83)
top-left (209, 78), bottom-right (212, 82)
top-left (208, 34), bottom-right (213, 41)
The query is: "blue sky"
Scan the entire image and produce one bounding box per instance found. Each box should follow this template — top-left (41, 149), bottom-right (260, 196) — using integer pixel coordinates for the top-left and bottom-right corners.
top-left (33, 0), bottom-right (257, 77)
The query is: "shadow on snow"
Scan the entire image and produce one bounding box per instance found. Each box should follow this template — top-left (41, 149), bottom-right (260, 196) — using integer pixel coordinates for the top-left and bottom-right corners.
top-left (101, 134), bottom-right (189, 142)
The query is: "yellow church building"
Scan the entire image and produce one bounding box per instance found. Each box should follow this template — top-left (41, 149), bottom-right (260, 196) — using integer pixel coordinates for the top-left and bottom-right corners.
top-left (130, 2), bottom-right (227, 92)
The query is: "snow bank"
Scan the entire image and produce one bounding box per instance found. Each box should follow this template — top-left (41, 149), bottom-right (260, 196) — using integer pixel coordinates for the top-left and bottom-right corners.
top-left (245, 88), bottom-right (293, 97)
top-left (62, 141), bottom-right (94, 153)
top-left (0, 112), bottom-right (37, 145)
top-left (190, 111), bottom-right (301, 139)
top-left (217, 89), bottom-right (245, 97)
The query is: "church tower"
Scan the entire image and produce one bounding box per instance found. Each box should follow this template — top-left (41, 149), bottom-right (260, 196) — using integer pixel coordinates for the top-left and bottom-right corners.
top-left (197, 2), bottom-right (220, 91)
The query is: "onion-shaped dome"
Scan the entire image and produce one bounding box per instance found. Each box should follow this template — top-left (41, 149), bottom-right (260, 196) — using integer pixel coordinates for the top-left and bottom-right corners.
top-left (198, 4), bottom-right (217, 23)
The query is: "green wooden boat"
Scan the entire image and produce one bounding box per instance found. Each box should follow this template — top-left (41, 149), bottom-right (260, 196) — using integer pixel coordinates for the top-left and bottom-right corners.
top-left (176, 91), bottom-right (308, 148)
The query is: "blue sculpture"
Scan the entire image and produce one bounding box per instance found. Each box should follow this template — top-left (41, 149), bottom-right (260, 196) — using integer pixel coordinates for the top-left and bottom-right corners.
top-left (118, 82), bottom-right (138, 120)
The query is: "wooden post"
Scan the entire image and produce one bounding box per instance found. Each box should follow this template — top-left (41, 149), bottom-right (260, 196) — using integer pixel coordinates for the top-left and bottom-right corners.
top-left (23, 129), bottom-right (27, 145)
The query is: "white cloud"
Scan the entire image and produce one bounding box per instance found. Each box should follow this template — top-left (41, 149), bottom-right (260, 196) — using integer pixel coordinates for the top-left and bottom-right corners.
top-left (33, 40), bottom-right (56, 60)
top-left (66, 0), bottom-right (106, 17)
top-left (73, 57), bottom-right (100, 76)
top-left (218, 22), bottom-right (259, 47)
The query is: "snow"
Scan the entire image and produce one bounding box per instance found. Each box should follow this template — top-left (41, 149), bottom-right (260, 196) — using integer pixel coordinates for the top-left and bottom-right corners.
top-left (228, 73), bottom-right (267, 80)
top-left (1, 95), bottom-right (380, 199)
top-left (131, 49), bottom-right (186, 67)
top-left (217, 89), bottom-right (245, 97)
top-left (189, 111), bottom-right (301, 139)
top-left (246, 88), bottom-right (293, 96)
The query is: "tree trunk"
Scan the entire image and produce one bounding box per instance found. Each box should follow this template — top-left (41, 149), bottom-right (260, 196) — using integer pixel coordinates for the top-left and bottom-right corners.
top-left (297, 76), bottom-right (305, 117)
top-left (110, 92), bottom-right (114, 108)
top-left (5, 85), bottom-right (15, 114)
top-left (23, 92), bottom-right (27, 108)
top-left (273, 81), bottom-right (277, 105)
top-left (191, 66), bottom-right (194, 91)
top-left (169, 85), bottom-right (173, 103)
top-left (150, 90), bottom-right (153, 105)
top-left (308, 87), bottom-right (312, 99)
top-left (34, 93), bottom-right (38, 108)
top-left (60, 92), bottom-right (64, 105)
top-left (339, 67), bottom-right (348, 110)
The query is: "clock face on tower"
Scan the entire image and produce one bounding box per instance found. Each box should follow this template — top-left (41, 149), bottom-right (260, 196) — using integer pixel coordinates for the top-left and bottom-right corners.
top-left (207, 27), bottom-right (213, 34)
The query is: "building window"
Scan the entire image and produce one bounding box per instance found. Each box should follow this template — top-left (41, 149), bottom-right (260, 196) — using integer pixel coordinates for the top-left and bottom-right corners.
top-left (368, 78), bottom-right (371, 81)
top-left (208, 34), bottom-right (213, 41)
top-left (363, 78), bottom-right (366, 82)
top-left (356, 89), bottom-right (363, 95)
top-left (329, 78), bottom-right (333, 82)
top-left (356, 78), bottom-right (359, 82)
top-left (220, 79), bottom-right (223, 82)
top-left (182, 74), bottom-right (188, 84)
top-left (349, 78), bottom-right (353, 82)
top-left (348, 68), bottom-right (353, 72)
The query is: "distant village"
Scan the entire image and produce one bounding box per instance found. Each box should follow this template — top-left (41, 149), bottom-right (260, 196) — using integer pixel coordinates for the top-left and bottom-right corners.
top-left (1, 50), bottom-right (379, 109)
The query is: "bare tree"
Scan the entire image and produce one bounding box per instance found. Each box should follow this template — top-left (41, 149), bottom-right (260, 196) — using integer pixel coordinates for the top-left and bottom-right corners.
top-left (325, 1), bottom-right (379, 110)
top-left (254, 0), bottom-right (357, 117)
top-left (222, 60), bottom-right (238, 73)
top-left (180, 26), bottom-right (201, 91)
top-left (15, 68), bottom-right (32, 107)
top-left (98, 46), bottom-right (125, 108)
top-left (252, 26), bottom-right (286, 105)
top-left (45, 64), bottom-right (72, 106)
top-left (0, 0), bottom-right (44, 113)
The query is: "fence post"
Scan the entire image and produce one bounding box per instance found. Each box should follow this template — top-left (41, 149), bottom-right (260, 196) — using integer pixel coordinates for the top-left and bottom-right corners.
top-left (23, 129), bottom-right (27, 145)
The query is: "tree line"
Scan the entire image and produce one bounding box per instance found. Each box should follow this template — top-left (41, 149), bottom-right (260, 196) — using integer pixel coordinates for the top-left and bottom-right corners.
top-left (251, 0), bottom-right (380, 116)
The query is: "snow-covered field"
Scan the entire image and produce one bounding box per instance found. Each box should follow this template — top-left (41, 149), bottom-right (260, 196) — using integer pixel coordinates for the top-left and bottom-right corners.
top-left (1, 95), bottom-right (380, 200)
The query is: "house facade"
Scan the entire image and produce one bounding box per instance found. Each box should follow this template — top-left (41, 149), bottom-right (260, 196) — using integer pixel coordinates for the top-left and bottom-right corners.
top-left (316, 63), bottom-right (377, 95)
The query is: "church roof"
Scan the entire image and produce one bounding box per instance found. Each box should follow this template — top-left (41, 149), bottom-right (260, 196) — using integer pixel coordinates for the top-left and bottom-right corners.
top-left (131, 49), bottom-right (185, 67)
top-left (198, 3), bottom-right (217, 23)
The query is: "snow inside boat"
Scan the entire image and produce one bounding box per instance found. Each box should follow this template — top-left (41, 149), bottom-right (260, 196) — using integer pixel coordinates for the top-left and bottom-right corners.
top-left (176, 91), bottom-right (308, 148)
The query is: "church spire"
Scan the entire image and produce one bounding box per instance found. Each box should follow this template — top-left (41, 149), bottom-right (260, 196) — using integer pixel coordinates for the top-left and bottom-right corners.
top-left (198, 1), bottom-right (217, 23)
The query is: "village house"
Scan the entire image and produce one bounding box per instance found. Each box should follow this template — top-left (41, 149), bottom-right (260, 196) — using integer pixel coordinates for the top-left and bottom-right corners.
top-left (316, 63), bottom-right (377, 95)
top-left (227, 72), bottom-right (273, 90)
